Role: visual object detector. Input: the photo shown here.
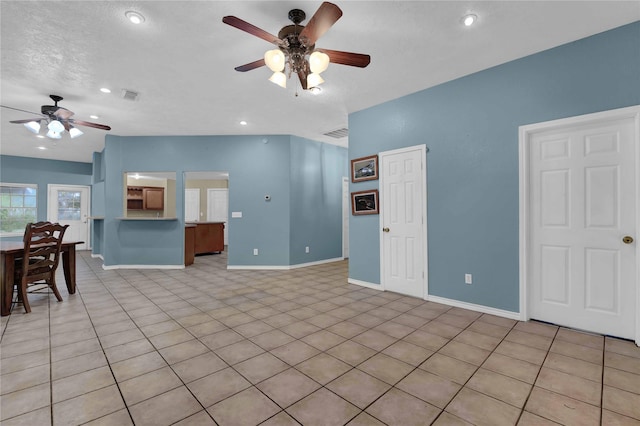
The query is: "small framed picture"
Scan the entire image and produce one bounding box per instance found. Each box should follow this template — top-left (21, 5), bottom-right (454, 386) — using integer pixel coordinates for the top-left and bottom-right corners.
top-left (351, 190), bottom-right (379, 215)
top-left (351, 155), bottom-right (378, 183)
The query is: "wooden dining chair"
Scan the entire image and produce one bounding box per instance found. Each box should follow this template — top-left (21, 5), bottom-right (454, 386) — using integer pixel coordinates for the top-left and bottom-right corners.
top-left (14, 221), bottom-right (69, 313)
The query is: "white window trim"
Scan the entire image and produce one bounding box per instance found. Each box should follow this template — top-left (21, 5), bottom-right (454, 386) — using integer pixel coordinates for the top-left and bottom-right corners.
top-left (0, 182), bottom-right (38, 237)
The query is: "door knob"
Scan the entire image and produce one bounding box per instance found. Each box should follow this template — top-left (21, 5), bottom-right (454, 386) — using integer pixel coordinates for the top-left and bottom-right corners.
top-left (383, 227), bottom-right (390, 233)
top-left (622, 236), bottom-right (634, 244)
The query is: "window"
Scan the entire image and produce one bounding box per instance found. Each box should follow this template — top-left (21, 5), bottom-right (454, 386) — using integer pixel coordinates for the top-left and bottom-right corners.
top-left (0, 183), bottom-right (37, 236)
top-left (57, 190), bottom-right (81, 220)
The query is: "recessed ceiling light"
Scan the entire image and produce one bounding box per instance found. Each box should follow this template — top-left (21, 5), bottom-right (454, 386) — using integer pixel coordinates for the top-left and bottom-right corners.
top-left (90, 115), bottom-right (99, 119)
top-left (462, 14), bottom-right (477, 26)
top-left (100, 88), bottom-right (111, 93)
top-left (36, 135), bottom-right (45, 139)
top-left (240, 121), bottom-right (247, 126)
top-left (38, 146), bottom-right (47, 150)
top-left (125, 11), bottom-right (145, 24)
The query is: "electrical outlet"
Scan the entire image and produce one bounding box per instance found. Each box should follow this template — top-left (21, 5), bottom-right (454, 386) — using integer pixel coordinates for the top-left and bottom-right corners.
top-left (305, 246), bottom-right (310, 253)
top-left (465, 274), bottom-right (472, 285)
top-left (253, 249), bottom-right (258, 256)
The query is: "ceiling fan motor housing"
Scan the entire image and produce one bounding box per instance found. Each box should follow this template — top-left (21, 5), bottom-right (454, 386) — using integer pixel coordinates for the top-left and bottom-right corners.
top-left (278, 23), bottom-right (314, 73)
top-left (42, 95), bottom-right (64, 117)
top-left (41, 105), bottom-right (59, 116)
top-left (288, 9), bottom-right (306, 25)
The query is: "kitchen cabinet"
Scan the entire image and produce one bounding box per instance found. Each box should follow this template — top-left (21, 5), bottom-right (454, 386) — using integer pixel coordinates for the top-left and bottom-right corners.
top-left (186, 222), bottom-right (225, 254)
top-left (143, 187), bottom-right (164, 210)
top-left (127, 186), bottom-right (164, 210)
top-left (185, 224), bottom-right (196, 266)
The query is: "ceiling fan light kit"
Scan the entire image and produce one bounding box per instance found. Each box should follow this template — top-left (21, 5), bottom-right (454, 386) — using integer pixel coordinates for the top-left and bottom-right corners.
top-left (23, 121), bottom-right (41, 134)
top-left (307, 73), bottom-right (324, 87)
top-left (309, 51), bottom-right (329, 74)
top-left (46, 129), bottom-right (62, 139)
top-left (264, 49), bottom-right (286, 72)
top-left (223, 1), bottom-right (370, 92)
top-left (8, 94), bottom-right (111, 140)
top-left (269, 71), bottom-right (288, 88)
top-left (69, 127), bottom-right (83, 138)
top-left (48, 120), bottom-right (64, 133)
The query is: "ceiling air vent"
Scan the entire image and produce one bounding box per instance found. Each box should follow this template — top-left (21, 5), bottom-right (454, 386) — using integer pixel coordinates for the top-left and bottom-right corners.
top-left (121, 89), bottom-right (140, 101)
top-left (324, 128), bottom-right (348, 139)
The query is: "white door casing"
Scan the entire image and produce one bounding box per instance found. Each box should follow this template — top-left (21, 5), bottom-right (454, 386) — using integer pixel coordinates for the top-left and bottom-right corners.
top-left (380, 145), bottom-right (428, 298)
top-left (184, 188), bottom-right (200, 222)
top-left (207, 188), bottom-right (229, 245)
top-left (343, 177), bottom-right (350, 259)
top-left (520, 106), bottom-right (640, 345)
top-left (48, 184), bottom-right (90, 250)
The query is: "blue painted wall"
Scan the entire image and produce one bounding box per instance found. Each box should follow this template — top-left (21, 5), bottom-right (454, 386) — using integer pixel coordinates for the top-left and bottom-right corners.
top-left (90, 151), bottom-right (106, 256)
top-left (0, 155), bottom-right (92, 240)
top-left (348, 22), bottom-right (640, 312)
top-left (101, 134), bottom-right (346, 268)
top-left (289, 138), bottom-right (348, 265)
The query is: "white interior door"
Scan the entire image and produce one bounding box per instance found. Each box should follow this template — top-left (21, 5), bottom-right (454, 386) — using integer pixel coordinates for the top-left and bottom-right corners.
top-left (184, 188), bottom-right (200, 222)
top-left (48, 184), bottom-right (90, 250)
top-left (343, 177), bottom-right (350, 259)
top-left (380, 145), bottom-right (427, 298)
top-left (526, 110), bottom-right (637, 340)
top-left (207, 188), bottom-right (229, 245)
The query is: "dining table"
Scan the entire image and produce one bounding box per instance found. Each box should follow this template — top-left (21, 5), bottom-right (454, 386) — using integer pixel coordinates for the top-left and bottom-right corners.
top-left (1, 240), bottom-right (83, 316)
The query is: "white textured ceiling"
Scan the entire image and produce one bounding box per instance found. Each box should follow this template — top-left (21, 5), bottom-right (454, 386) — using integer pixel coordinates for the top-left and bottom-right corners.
top-left (1, 1), bottom-right (638, 163)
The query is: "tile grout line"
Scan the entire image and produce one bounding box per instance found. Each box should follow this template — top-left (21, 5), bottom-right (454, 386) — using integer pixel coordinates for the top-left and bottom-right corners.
top-left (512, 326), bottom-right (560, 425)
top-left (48, 286), bottom-right (54, 424)
top-left (86, 264), bottom-right (220, 425)
top-left (424, 310), bottom-right (518, 425)
top-left (4, 253), bottom-right (638, 425)
top-left (60, 254), bottom-right (138, 426)
top-left (600, 336), bottom-right (606, 425)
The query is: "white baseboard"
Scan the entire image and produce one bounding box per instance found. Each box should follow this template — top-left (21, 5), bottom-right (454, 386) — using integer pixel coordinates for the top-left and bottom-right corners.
top-left (102, 264), bottom-right (184, 270)
top-left (427, 295), bottom-right (521, 321)
top-left (347, 278), bottom-right (383, 291)
top-left (227, 257), bottom-right (343, 271)
top-left (91, 253), bottom-right (104, 260)
top-left (345, 281), bottom-right (520, 320)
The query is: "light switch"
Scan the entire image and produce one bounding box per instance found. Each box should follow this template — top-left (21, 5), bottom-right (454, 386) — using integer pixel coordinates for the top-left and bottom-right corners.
top-left (232, 211), bottom-right (242, 218)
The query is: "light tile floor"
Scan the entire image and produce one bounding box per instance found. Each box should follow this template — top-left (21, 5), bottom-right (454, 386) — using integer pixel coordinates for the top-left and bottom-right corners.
top-left (1, 251), bottom-right (639, 425)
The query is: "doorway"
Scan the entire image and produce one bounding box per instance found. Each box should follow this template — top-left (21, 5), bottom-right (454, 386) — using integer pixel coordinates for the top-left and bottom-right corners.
top-left (379, 145), bottom-right (428, 298)
top-left (47, 184), bottom-right (90, 250)
top-left (184, 188), bottom-right (200, 222)
top-left (520, 106), bottom-right (639, 343)
top-left (207, 188), bottom-right (229, 245)
top-left (342, 177), bottom-right (350, 259)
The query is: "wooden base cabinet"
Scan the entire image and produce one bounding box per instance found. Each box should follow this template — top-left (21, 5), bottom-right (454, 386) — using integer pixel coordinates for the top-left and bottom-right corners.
top-left (185, 225), bottom-right (196, 266)
top-left (186, 222), bottom-right (225, 255)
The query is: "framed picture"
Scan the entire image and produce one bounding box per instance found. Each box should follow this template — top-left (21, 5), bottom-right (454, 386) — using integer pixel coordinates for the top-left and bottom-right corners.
top-left (351, 190), bottom-right (379, 215)
top-left (351, 155), bottom-right (378, 182)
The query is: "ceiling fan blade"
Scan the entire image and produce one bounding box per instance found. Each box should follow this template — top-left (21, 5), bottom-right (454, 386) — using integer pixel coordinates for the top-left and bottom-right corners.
top-left (317, 48), bottom-right (371, 68)
top-left (299, 2), bottom-right (342, 46)
top-left (10, 118), bottom-right (43, 124)
top-left (1, 104), bottom-right (44, 116)
top-left (235, 59), bottom-right (266, 72)
top-left (222, 16), bottom-right (281, 45)
top-left (298, 70), bottom-right (308, 90)
top-left (70, 120), bottom-right (111, 131)
top-left (53, 107), bottom-right (74, 120)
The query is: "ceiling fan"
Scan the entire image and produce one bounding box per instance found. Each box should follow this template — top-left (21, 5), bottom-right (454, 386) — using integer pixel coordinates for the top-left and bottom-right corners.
top-left (5, 94), bottom-right (111, 139)
top-left (222, 1), bottom-right (370, 90)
